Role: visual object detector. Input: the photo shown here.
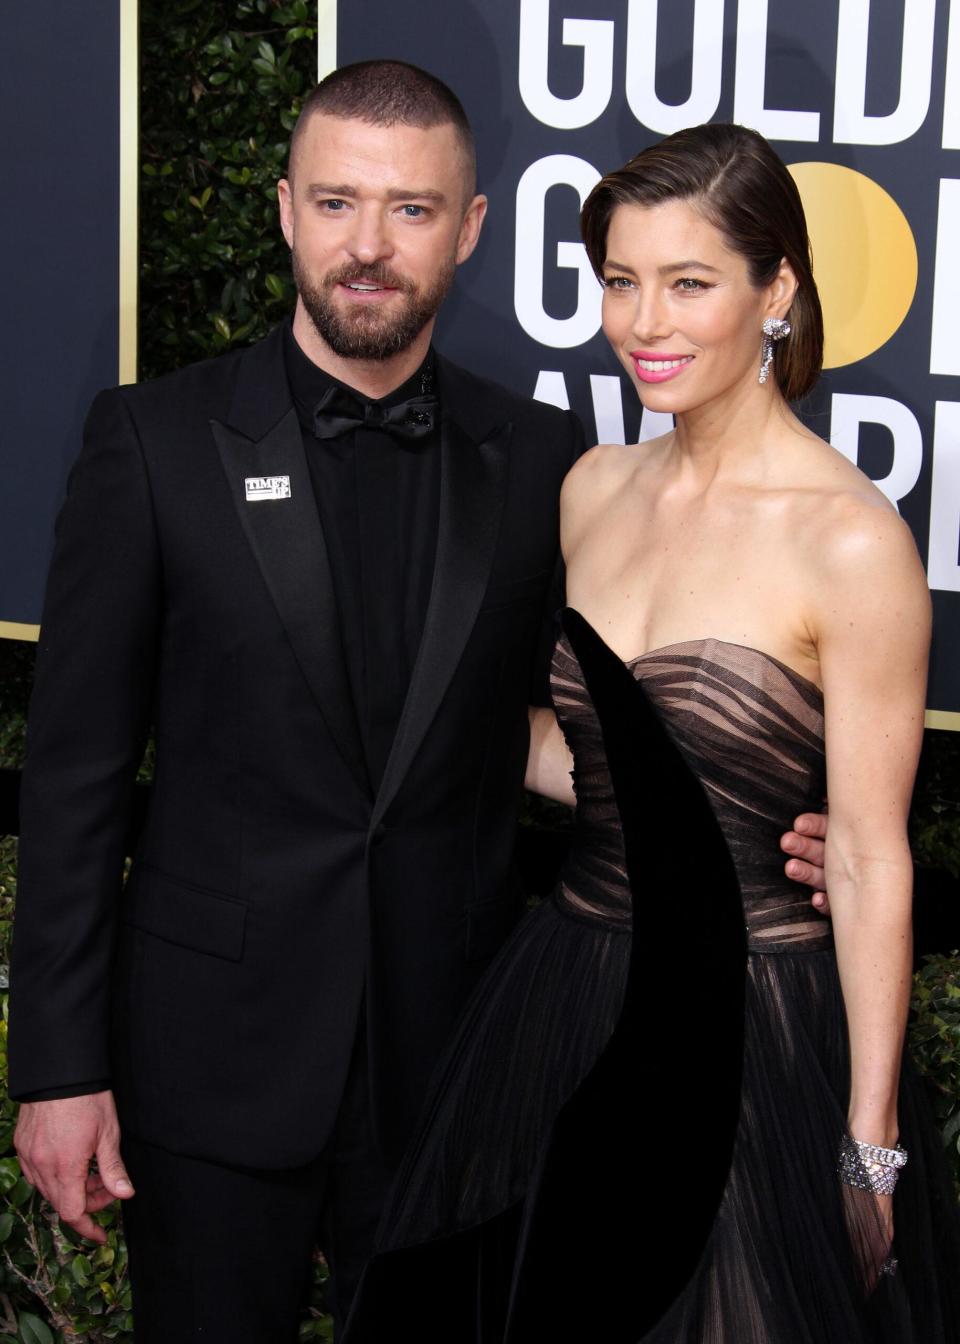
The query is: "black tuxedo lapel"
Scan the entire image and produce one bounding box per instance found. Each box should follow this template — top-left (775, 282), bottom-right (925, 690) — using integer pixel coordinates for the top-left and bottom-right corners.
top-left (371, 362), bottom-right (511, 831)
top-left (212, 331), bottom-right (369, 796)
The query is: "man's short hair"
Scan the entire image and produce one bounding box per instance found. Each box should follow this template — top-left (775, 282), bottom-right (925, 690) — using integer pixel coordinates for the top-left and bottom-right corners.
top-left (289, 60), bottom-right (477, 198)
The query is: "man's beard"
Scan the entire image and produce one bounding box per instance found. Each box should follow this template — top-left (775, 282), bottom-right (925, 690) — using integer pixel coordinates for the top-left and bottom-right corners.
top-left (292, 251), bottom-right (455, 361)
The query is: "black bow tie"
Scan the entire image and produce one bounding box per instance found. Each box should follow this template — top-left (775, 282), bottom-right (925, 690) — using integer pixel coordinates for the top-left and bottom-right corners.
top-left (312, 382), bottom-right (438, 442)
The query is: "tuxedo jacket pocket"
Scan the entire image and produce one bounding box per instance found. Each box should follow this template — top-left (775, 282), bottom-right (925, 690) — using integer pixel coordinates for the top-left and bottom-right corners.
top-left (122, 864), bottom-right (247, 962)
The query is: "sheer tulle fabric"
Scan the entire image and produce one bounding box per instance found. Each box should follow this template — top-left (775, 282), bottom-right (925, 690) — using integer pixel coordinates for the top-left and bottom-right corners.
top-left (646, 949), bottom-right (957, 1342)
top-left (347, 622), bottom-right (960, 1342)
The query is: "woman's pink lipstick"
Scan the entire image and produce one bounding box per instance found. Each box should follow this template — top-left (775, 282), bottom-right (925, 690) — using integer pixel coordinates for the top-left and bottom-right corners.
top-left (630, 351), bottom-right (694, 383)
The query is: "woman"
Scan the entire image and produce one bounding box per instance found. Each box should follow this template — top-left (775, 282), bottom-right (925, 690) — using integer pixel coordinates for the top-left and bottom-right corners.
top-left (345, 124), bottom-right (960, 1342)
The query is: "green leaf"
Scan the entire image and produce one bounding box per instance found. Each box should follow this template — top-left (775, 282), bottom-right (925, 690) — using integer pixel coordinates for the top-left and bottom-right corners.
top-left (8, 1178), bottom-right (33, 1208)
top-left (264, 273), bottom-right (285, 299)
top-left (94, 1242), bottom-right (116, 1268)
top-left (17, 1314), bottom-right (53, 1344)
top-left (0, 1211), bottom-right (13, 1241)
top-left (71, 1252), bottom-right (93, 1286)
top-left (0, 1157), bottom-right (21, 1192)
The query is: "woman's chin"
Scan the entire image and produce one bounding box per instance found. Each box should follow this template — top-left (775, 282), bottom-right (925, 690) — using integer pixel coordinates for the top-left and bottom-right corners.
top-left (635, 385), bottom-right (689, 416)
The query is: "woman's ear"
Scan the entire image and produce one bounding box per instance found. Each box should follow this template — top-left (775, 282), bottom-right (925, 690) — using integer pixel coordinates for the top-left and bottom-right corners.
top-left (766, 256), bottom-right (799, 320)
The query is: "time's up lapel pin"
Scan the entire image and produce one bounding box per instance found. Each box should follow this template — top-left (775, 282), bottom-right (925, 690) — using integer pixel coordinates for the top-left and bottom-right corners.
top-left (244, 475), bottom-right (291, 501)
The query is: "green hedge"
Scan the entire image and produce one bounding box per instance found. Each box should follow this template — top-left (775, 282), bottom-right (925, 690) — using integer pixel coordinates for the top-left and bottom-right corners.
top-left (139, 0), bottom-right (313, 380)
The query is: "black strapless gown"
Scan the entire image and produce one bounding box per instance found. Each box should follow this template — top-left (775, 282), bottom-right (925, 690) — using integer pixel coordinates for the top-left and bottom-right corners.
top-left (345, 609), bottom-right (960, 1342)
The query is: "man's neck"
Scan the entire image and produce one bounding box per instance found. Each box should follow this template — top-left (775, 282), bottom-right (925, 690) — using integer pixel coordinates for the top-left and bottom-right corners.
top-left (290, 303), bottom-right (435, 400)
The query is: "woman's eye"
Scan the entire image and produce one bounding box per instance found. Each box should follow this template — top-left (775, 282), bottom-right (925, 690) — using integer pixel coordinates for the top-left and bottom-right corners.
top-left (675, 277), bottom-right (707, 292)
top-left (603, 276), bottom-right (632, 289)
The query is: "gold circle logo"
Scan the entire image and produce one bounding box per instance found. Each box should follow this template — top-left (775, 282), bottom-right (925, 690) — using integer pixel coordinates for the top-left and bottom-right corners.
top-left (788, 162), bottom-right (918, 369)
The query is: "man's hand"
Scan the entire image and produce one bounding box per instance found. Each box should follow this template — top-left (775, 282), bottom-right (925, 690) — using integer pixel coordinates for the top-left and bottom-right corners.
top-left (781, 810), bottom-right (830, 914)
top-left (14, 1091), bottom-right (134, 1243)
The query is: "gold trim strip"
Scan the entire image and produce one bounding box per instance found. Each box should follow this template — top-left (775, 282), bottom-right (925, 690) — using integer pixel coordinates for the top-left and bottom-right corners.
top-left (925, 709), bottom-right (960, 732)
top-left (118, 0), bottom-right (139, 384)
top-left (0, 621), bottom-right (40, 643)
top-left (317, 0), bottom-right (337, 80)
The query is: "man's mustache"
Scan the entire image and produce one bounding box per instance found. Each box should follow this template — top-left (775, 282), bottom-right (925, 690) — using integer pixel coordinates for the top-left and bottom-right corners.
top-left (324, 263), bottom-right (413, 293)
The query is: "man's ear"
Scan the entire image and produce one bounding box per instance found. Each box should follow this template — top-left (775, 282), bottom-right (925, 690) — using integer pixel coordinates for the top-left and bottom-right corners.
top-left (456, 194), bottom-right (488, 266)
top-left (277, 178), bottom-right (295, 250)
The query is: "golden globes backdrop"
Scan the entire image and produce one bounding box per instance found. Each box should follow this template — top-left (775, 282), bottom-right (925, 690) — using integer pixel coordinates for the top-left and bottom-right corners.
top-left (329, 0), bottom-right (960, 727)
top-left (1, 2), bottom-right (958, 729)
top-left (0, 1), bottom-right (138, 643)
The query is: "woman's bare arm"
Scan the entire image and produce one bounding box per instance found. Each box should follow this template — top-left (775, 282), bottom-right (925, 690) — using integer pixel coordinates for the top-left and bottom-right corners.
top-left (525, 706), bottom-right (575, 807)
top-left (815, 502), bottom-right (930, 1154)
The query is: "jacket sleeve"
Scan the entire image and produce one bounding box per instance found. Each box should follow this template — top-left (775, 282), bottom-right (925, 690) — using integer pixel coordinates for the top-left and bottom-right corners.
top-left (7, 387), bottom-right (161, 1098)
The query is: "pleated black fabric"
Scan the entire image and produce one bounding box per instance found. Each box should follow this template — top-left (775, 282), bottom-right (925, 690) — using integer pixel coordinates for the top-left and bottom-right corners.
top-left (345, 610), bottom-right (960, 1343)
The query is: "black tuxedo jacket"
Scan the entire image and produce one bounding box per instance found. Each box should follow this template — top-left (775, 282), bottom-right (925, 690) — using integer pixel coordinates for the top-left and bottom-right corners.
top-left (8, 326), bottom-right (582, 1168)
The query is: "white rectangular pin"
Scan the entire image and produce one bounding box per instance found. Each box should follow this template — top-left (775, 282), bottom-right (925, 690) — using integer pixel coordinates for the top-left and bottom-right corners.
top-left (244, 475), bottom-right (291, 501)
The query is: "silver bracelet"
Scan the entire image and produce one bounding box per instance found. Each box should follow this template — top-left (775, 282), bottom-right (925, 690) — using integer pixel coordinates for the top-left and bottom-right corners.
top-left (838, 1134), bottom-right (908, 1196)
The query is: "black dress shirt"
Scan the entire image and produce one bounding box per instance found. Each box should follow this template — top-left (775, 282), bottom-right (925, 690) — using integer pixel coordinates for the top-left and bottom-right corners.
top-left (283, 323), bottom-right (441, 793)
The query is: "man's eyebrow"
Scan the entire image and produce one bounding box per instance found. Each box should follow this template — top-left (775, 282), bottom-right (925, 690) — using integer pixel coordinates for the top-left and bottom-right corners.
top-left (304, 183), bottom-right (447, 205)
top-left (385, 188), bottom-right (447, 204)
top-left (306, 182), bottom-right (357, 198)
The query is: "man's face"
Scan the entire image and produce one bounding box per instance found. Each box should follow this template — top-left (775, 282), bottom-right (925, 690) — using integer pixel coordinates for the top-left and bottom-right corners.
top-left (278, 113), bottom-right (486, 362)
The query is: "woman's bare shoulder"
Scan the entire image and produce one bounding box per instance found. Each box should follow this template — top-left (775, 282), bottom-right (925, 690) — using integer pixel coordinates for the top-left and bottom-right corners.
top-left (560, 440), bottom-right (658, 555)
top-left (563, 435), bottom-right (667, 506)
top-left (564, 439), bottom-right (634, 485)
top-left (789, 446), bottom-right (929, 627)
top-left (788, 435), bottom-right (917, 563)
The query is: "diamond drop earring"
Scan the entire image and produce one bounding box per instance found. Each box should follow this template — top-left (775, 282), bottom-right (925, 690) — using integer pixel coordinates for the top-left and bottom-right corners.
top-left (759, 317), bottom-right (791, 385)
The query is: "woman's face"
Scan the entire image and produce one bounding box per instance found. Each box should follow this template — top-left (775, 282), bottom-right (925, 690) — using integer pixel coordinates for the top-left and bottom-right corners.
top-left (600, 198), bottom-right (789, 416)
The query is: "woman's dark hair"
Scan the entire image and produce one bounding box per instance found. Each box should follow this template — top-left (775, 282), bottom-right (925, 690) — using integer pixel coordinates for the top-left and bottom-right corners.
top-left (581, 123), bottom-right (823, 401)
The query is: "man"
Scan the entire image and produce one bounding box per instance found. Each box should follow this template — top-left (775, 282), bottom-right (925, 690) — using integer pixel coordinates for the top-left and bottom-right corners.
top-left (9, 60), bottom-right (827, 1341)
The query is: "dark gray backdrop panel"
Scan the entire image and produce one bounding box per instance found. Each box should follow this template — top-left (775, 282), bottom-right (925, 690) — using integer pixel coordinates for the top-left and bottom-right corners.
top-left (0, 5), bottom-right (121, 627)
